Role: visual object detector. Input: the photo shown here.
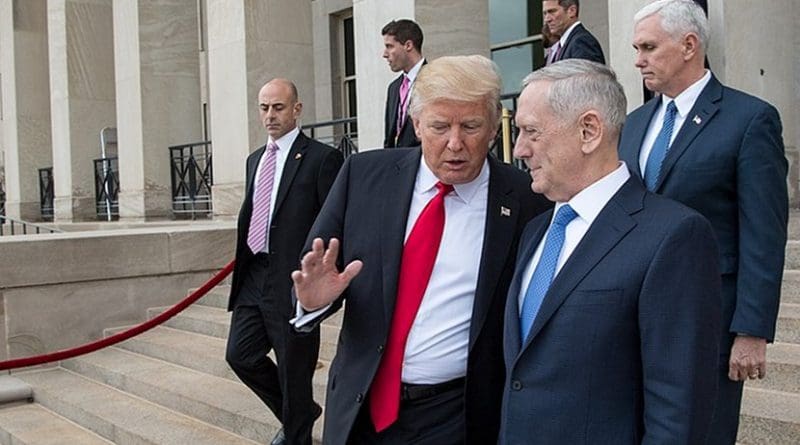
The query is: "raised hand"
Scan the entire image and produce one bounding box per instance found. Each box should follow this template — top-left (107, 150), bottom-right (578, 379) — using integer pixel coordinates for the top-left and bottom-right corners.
top-left (291, 237), bottom-right (363, 311)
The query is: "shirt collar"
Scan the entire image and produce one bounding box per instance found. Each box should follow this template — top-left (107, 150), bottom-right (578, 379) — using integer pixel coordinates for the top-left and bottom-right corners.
top-left (268, 126), bottom-right (300, 152)
top-left (406, 58), bottom-right (425, 83)
top-left (558, 21), bottom-right (581, 46)
top-left (416, 154), bottom-right (490, 205)
top-left (558, 162), bottom-right (630, 225)
top-left (662, 70), bottom-right (711, 119)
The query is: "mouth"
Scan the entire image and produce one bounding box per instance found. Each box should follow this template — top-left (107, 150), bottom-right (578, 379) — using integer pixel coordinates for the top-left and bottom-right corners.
top-left (444, 160), bottom-right (467, 169)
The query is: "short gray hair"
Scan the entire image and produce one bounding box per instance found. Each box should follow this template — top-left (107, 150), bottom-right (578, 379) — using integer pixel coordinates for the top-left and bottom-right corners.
top-left (409, 55), bottom-right (502, 125)
top-left (522, 59), bottom-right (627, 135)
top-left (634, 0), bottom-right (709, 51)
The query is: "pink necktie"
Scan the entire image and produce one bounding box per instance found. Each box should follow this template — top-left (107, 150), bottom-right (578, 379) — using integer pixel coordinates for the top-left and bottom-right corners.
top-left (397, 75), bottom-right (411, 133)
top-left (246, 142), bottom-right (279, 253)
top-left (369, 181), bottom-right (454, 432)
top-left (547, 41), bottom-right (561, 65)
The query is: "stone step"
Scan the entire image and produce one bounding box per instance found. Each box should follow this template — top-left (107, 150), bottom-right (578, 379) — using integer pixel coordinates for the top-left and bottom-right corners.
top-left (152, 304), bottom-right (341, 361)
top-left (114, 325), bottom-right (330, 403)
top-left (788, 210), bottom-right (800, 241)
top-left (785, 241), bottom-right (800, 270)
top-left (738, 387), bottom-right (800, 445)
top-left (12, 368), bottom-right (261, 445)
top-left (195, 285), bottom-right (229, 309)
top-left (0, 403), bottom-right (113, 445)
top-left (59, 347), bottom-right (288, 443)
top-left (748, 342), bottom-right (800, 393)
top-left (781, 270), bottom-right (800, 305)
top-left (776, 303), bottom-right (800, 344)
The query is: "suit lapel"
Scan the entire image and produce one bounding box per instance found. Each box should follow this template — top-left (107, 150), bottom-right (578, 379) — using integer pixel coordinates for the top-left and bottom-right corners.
top-left (245, 145), bottom-right (266, 213)
top-left (387, 75), bottom-right (403, 138)
top-left (621, 98), bottom-right (660, 178)
top-left (654, 76), bottom-right (722, 191)
top-left (518, 178), bottom-right (643, 355)
top-left (272, 132), bottom-right (309, 217)
top-left (504, 213), bottom-right (550, 361)
top-left (470, 157), bottom-right (522, 349)
top-left (380, 149), bottom-right (420, 326)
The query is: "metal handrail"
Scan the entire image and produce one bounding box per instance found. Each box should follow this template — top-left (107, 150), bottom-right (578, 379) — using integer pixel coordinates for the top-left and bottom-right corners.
top-left (0, 215), bottom-right (62, 236)
top-left (302, 117), bottom-right (358, 156)
top-left (169, 141), bottom-right (213, 218)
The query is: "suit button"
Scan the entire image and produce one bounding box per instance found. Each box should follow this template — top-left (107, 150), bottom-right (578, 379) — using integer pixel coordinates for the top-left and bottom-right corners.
top-left (356, 393), bottom-right (363, 403)
top-left (511, 380), bottom-right (522, 391)
top-left (377, 345), bottom-right (384, 353)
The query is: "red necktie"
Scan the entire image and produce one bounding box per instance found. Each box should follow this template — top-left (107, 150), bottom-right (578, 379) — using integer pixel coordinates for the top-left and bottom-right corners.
top-left (369, 181), bottom-right (454, 432)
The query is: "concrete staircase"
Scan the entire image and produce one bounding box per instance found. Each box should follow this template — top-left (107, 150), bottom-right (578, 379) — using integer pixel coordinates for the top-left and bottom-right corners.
top-left (1, 218), bottom-right (799, 444)
top-left (0, 287), bottom-right (341, 444)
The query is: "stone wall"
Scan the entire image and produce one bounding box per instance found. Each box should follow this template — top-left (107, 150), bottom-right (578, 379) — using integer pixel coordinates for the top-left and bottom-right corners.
top-left (0, 224), bottom-right (236, 361)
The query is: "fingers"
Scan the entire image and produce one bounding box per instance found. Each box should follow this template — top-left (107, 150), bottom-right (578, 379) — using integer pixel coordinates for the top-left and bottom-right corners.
top-left (342, 260), bottom-right (364, 281)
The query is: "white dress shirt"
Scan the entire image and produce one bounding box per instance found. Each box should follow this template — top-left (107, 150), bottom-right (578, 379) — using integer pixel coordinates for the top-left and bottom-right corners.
top-left (638, 70), bottom-right (711, 173)
top-left (292, 157), bottom-right (489, 384)
top-left (518, 163), bottom-right (630, 310)
top-left (252, 126), bottom-right (298, 253)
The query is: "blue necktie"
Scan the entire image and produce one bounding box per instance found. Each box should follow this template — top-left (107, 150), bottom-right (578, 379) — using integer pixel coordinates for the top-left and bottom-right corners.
top-left (520, 204), bottom-right (578, 342)
top-left (644, 100), bottom-right (678, 190)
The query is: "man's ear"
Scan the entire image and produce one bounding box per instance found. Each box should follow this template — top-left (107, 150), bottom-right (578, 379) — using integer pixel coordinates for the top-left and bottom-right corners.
top-left (403, 40), bottom-right (414, 52)
top-left (682, 32), bottom-right (701, 61)
top-left (578, 110), bottom-right (603, 154)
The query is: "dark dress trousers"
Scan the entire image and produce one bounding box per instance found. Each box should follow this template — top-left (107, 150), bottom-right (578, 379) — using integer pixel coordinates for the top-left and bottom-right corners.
top-left (226, 131), bottom-right (343, 445)
top-left (295, 148), bottom-right (551, 445)
top-left (554, 23), bottom-right (606, 65)
top-left (501, 176), bottom-right (722, 444)
top-left (619, 75), bottom-right (788, 444)
top-left (383, 73), bottom-right (421, 148)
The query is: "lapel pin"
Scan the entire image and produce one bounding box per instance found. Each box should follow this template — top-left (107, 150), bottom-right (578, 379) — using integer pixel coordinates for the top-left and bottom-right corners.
top-left (501, 206), bottom-right (511, 217)
top-left (294, 153), bottom-right (303, 160)
top-left (692, 115), bottom-right (702, 125)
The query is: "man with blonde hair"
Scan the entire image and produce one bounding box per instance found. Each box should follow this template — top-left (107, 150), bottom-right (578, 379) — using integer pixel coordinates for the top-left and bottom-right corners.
top-left (290, 55), bottom-right (551, 444)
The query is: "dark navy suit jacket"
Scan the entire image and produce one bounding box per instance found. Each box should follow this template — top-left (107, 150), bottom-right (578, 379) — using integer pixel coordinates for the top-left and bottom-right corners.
top-left (555, 23), bottom-right (605, 65)
top-left (501, 176), bottom-right (721, 444)
top-left (619, 75), bottom-right (788, 353)
top-left (296, 149), bottom-right (551, 445)
top-left (384, 72), bottom-right (422, 148)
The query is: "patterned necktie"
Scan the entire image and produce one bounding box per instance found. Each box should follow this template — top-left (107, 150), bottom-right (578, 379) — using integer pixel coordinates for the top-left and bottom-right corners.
top-left (397, 75), bottom-right (411, 133)
top-left (644, 100), bottom-right (678, 190)
top-left (370, 181), bottom-right (454, 432)
top-left (246, 142), bottom-right (279, 253)
top-left (519, 204), bottom-right (578, 342)
top-left (546, 41), bottom-right (561, 65)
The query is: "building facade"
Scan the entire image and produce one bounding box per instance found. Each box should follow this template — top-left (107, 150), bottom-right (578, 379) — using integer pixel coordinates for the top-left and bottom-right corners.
top-left (1, 0), bottom-right (797, 223)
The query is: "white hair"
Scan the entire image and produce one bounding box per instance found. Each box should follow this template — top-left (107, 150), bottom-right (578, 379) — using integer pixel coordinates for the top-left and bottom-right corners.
top-left (634, 0), bottom-right (709, 51)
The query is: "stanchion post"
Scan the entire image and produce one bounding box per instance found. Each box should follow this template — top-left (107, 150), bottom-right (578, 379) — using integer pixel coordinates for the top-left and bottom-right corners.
top-left (501, 107), bottom-right (512, 163)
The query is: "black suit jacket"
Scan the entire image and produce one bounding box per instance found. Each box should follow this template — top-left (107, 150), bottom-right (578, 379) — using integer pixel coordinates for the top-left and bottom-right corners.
top-left (383, 64), bottom-right (425, 148)
top-left (228, 131), bottom-right (344, 312)
top-left (501, 176), bottom-right (721, 443)
top-left (556, 23), bottom-right (605, 65)
top-left (620, 75), bottom-right (788, 349)
top-left (297, 149), bottom-right (551, 445)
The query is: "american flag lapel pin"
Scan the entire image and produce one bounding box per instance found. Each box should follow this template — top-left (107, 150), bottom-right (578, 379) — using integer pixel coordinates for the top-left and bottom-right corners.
top-left (693, 115), bottom-right (702, 125)
top-left (501, 206), bottom-right (511, 217)
top-left (295, 152), bottom-right (303, 160)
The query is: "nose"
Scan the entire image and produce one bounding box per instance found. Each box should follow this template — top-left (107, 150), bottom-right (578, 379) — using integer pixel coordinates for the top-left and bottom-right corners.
top-left (512, 139), bottom-right (527, 160)
top-left (446, 128), bottom-right (464, 152)
top-left (634, 51), bottom-right (645, 69)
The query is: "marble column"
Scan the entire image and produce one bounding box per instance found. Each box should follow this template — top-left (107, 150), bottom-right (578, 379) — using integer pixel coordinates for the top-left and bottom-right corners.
top-left (113, 0), bottom-right (202, 220)
top-left (0, 0), bottom-right (53, 221)
top-left (206, 0), bottom-right (315, 218)
top-left (48, 0), bottom-right (116, 222)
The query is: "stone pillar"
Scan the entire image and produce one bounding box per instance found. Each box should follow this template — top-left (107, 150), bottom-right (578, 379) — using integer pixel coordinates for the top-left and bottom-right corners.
top-left (113, 0), bottom-right (202, 220)
top-left (48, 0), bottom-right (116, 222)
top-left (206, 0), bottom-right (315, 218)
top-left (0, 0), bottom-right (53, 221)
top-left (606, 0), bottom-right (650, 110)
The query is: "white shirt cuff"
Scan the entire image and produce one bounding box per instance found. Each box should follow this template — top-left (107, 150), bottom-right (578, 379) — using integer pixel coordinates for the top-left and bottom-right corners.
top-left (290, 302), bottom-right (332, 328)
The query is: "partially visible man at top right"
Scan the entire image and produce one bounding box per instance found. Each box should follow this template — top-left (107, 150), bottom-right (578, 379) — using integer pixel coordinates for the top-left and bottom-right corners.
top-left (542, 0), bottom-right (605, 65)
top-left (619, 1), bottom-right (788, 443)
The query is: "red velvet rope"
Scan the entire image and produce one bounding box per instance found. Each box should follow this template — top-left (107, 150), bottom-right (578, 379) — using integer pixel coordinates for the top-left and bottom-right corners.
top-left (0, 260), bottom-right (235, 371)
